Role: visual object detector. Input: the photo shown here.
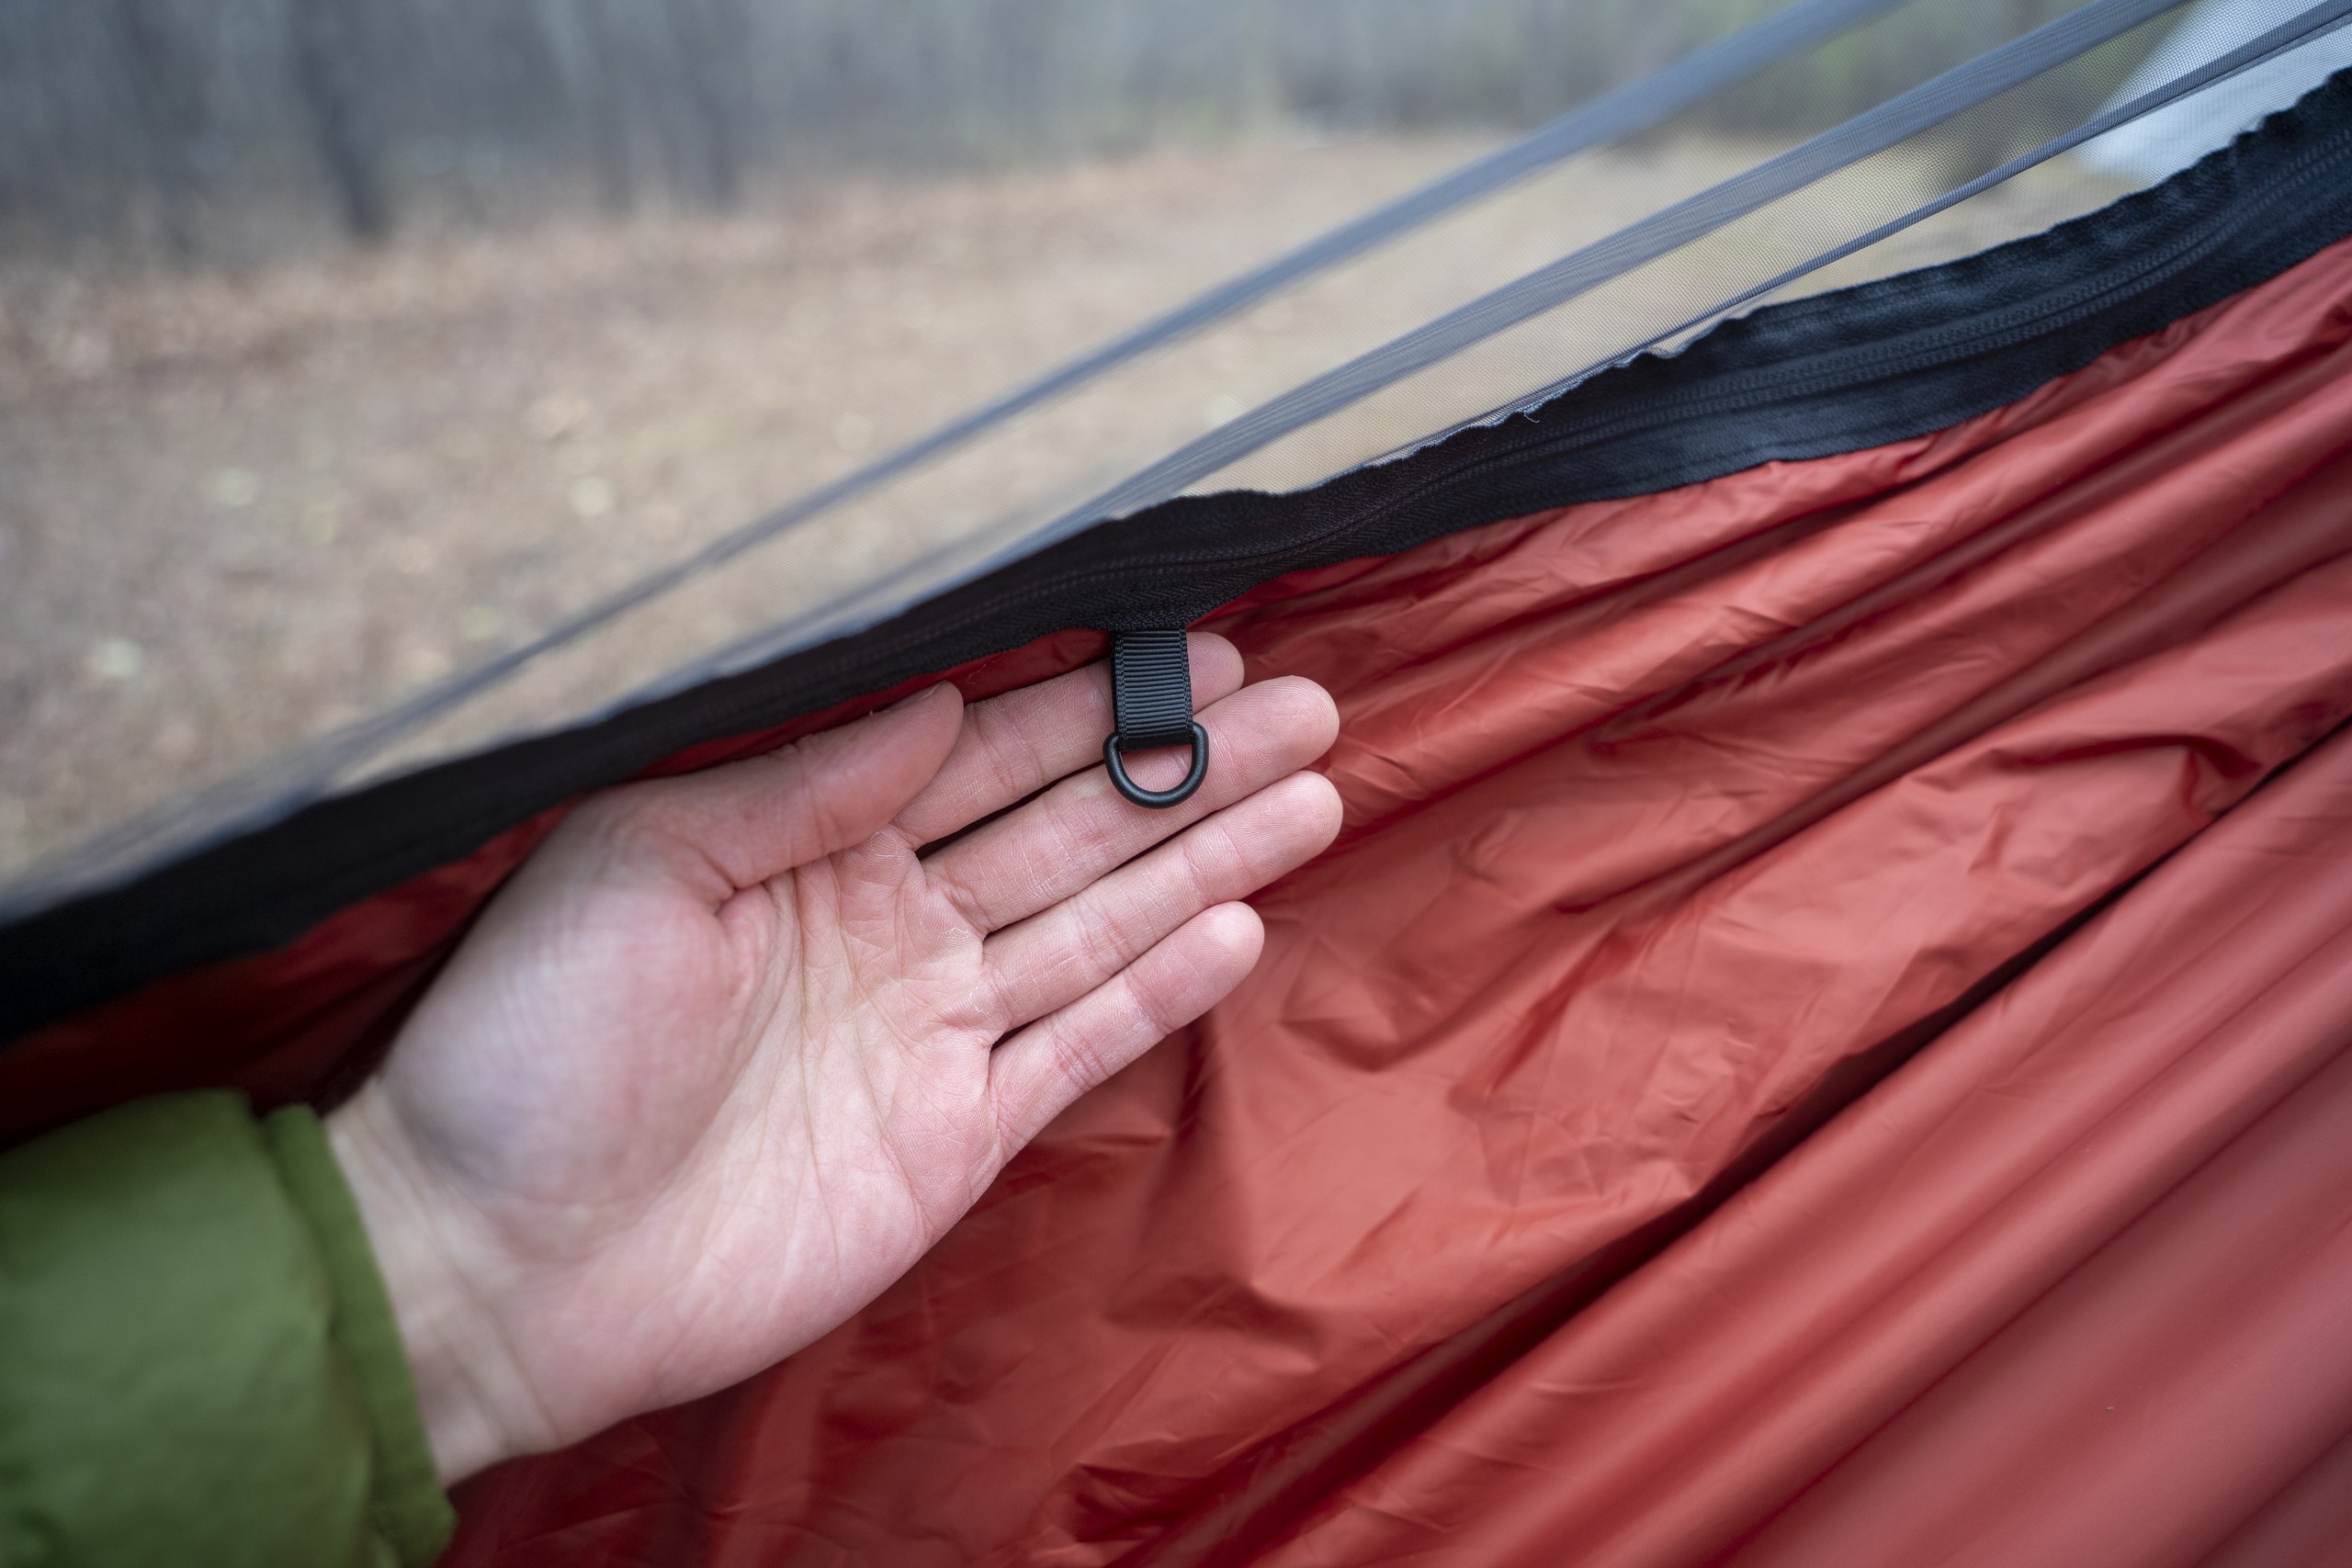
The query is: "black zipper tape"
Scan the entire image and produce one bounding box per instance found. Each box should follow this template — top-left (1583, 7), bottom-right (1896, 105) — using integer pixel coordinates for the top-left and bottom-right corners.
top-left (6, 75), bottom-right (2352, 1046)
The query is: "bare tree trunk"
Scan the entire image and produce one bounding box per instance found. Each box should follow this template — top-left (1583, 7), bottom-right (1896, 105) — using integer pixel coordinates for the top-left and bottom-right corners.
top-left (581, 0), bottom-right (637, 214)
top-left (669, 0), bottom-right (742, 209)
top-left (289, 0), bottom-right (391, 242)
top-left (103, 0), bottom-right (205, 259)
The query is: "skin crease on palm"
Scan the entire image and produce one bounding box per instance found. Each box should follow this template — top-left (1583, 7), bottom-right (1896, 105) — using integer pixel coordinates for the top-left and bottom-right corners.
top-left (324, 633), bottom-right (1342, 1484)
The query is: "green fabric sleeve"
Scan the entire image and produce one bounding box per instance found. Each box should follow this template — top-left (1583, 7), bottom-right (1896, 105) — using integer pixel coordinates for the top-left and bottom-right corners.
top-left (0, 1091), bottom-right (456, 1568)
top-left (262, 1106), bottom-right (458, 1567)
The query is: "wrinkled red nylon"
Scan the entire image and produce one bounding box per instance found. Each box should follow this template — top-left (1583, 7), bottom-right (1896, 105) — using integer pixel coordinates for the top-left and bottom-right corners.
top-left (13, 236), bottom-right (2352, 1564)
top-left (1266, 715), bottom-right (2352, 1568)
top-left (438, 236), bottom-right (2352, 1565)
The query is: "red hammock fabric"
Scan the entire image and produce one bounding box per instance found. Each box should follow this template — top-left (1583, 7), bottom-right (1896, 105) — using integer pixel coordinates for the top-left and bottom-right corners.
top-left (17, 234), bottom-right (2352, 1565)
top-left (1263, 720), bottom-right (2352, 1568)
top-left (443, 234), bottom-right (2352, 1566)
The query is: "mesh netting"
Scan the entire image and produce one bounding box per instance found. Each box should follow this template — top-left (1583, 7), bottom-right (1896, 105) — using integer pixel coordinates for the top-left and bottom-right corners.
top-left (9, 0), bottom-right (2348, 917)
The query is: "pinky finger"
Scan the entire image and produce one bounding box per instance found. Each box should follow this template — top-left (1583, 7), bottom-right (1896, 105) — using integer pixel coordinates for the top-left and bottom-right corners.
top-left (988, 901), bottom-right (1264, 1152)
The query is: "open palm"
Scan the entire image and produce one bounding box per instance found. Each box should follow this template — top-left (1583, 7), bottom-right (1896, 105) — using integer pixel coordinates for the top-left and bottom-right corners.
top-left (328, 637), bottom-right (1340, 1481)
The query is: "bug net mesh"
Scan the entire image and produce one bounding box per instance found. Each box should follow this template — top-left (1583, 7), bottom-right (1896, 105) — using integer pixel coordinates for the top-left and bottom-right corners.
top-left (5, 0), bottom-right (2347, 917)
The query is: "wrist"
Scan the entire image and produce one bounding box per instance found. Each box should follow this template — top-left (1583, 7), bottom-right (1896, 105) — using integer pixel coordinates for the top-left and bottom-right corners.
top-left (327, 1084), bottom-right (554, 1483)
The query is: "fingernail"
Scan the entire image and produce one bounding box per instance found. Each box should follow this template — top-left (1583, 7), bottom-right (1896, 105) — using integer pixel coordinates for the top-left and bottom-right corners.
top-left (882, 682), bottom-right (945, 713)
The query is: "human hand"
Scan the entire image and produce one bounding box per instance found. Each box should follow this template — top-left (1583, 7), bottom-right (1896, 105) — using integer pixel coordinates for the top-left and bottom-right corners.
top-left (326, 637), bottom-right (1340, 1483)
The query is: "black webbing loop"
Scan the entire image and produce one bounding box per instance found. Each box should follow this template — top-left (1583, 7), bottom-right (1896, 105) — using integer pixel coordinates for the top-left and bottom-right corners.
top-left (1104, 630), bottom-right (1209, 809)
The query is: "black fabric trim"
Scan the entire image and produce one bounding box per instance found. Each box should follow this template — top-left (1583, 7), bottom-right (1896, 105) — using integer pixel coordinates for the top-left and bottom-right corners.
top-left (9, 73), bottom-right (2352, 1046)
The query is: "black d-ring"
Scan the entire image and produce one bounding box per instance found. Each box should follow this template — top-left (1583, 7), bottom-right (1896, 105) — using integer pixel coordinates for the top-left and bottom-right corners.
top-left (1104, 721), bottom-right (1209, 809)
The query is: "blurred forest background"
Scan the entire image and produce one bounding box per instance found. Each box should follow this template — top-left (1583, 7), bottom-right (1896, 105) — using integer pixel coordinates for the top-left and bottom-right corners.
top-left (6, 0), bottom-right (2098, 265)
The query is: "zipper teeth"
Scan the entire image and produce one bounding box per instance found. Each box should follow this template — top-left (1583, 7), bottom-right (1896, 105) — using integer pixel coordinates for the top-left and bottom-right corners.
top-left (11, 107), bottom-right (2352, 989)
top-left (604, 125), bottom-right (2352, 755)
top-left (282, 123), bottom-right (2352, 894)
top-left (11, 103), bottom-right (2352, 1039)
top-left (1035, 140), bottom-right (2352, 591)
top-left (178, 124), bottom-right (2352, 800)
top-left (678, 158), bottom-right (2352, 751)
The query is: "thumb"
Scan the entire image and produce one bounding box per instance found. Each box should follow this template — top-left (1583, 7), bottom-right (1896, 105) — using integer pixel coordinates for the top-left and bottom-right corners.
top-left (602, 682), bottom-right (964, 894)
